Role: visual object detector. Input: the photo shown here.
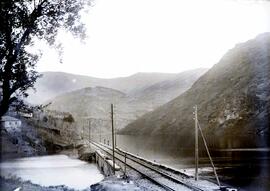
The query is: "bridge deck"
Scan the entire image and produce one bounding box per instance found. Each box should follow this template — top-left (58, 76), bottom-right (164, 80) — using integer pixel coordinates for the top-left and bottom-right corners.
top-left (89, 140), bottom-right (220, 191)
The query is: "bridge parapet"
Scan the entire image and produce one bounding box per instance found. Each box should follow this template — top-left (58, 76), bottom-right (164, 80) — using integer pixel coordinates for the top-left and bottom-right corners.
top-left (96, 150), bottom-right (121, 176)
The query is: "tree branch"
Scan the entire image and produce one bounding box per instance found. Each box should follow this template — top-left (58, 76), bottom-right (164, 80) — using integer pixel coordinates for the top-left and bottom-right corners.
top-left (14, 1), bottom-right (45, 61)
top-left (8, 97), bottom-right (17, 105)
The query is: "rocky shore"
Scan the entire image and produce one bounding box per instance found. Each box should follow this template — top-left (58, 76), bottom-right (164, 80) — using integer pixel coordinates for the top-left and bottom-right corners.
top-left (0, 166), bottom-right (161, 191)
top-left (0, 177), bottom-right (91, 191)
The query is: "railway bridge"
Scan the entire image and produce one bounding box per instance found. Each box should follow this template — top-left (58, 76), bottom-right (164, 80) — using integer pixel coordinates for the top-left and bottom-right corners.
top-left (87, 140), bottom-right (235, 191)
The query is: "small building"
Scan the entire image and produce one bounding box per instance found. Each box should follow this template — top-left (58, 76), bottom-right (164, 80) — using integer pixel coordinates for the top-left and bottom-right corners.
top-left (0, 116), bottom-right (22, 133)
top-left (19, 112), bottom-right (33, 118)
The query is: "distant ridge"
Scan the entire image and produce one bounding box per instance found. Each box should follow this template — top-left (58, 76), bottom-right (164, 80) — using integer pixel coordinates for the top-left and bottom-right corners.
top-left (27, 71), bottom-right (179, 104)
top-left (27, 69), bottom-right (207, 105)
top-left (45, 68), bottom-right (207, 133)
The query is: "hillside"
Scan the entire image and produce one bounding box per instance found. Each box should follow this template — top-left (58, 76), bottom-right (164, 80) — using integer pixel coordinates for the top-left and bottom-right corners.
top-left (46, 86), bottom-right (132, 121)
top-left (45, 87), bottom-right (146, 135)
top-left (45, 69), bottom-right (207, 134)
top-left (27, 72), bottom-right (178, 104)
top-left (120, 33), bottom-right (270, 148)
top-left (131, 68), bottom-right (208, 106)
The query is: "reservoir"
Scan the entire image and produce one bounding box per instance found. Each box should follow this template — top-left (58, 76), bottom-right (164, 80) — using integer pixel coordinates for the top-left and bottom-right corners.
top-left (0, 155), bottom-right (104, 190)
top-left (100, 134), bottom-right (270, 191)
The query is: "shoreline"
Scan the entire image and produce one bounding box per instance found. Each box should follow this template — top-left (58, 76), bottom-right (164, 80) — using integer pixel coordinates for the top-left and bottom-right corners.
top-left (0, 152), bottom-right (160, 191)
top-left (0, 176), bottom-right (81, 191)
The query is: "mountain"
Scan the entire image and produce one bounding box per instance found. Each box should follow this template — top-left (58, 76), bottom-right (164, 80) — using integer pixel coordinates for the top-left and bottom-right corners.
top-left (45, 69), bottom-right (207, 134)
top-left (27, 72), bottom-right (178, 104)
top-left (120, 33), bottom-right (270, 148)
top-left (46, 86), bottom-right (127, 118)
top-left (130, 68), bottom-right (208, 106)
top-left (45, 86), bottom-right (134, 130)
top-left (45, 86), bottom-right (156, 135)
top-left (112, 72), bottom-right (179, 94)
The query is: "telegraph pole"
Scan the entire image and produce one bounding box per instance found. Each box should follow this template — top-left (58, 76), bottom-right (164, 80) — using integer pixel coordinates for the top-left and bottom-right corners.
top-left (88, 118), bottom-right (91, 142)
top-left (99, 126), bottom-right (101, 143)
top-left (111, 104), bottom-right (115, 174)
top-left (194, 105), bottom-right (199, 181)
top-left (82, 122), bottom-right (84, 140)
top-left (197, 119), bottom-right (221, 187)
top-left (51, 130), bottom-right (53, 144)
top-left (114, 107), bottom-right (117, 149)
top-left (124, 153), bottom-right (127, 177)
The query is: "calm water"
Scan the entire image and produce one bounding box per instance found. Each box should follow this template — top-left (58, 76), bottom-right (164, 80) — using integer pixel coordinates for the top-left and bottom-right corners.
top-left (95, 134), bottom-right (270, 191)
top-left (0, 155), bottom-right (104, 190)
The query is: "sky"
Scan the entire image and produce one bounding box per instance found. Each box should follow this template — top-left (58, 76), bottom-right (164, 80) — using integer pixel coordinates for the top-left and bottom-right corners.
top-left (36, 0), bottom-right (270, 78)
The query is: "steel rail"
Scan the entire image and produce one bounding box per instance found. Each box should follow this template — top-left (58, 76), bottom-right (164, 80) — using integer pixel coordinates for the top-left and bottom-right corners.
top-left (91, 140), bottom-right (176, 191)
top-left (90, 140), bottom-right (204, 191)
top-left (93, 141), bottom-right (204, 191)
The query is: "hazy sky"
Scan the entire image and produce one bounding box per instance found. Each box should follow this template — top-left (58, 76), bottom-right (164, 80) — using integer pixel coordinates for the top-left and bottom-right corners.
top-left (36, 0), bottom-right (270, 78)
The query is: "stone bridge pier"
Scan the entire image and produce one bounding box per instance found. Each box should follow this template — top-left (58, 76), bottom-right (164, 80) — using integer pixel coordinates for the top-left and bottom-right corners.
top-left (95, 150), bottom-right (121, 176)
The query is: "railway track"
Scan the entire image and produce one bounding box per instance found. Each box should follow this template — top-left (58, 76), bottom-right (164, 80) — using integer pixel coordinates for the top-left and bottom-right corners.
top-left (90, 141), bottom-right (219, 191)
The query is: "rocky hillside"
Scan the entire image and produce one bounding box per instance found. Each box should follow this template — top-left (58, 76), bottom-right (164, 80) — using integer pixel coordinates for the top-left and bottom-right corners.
top-left (120, 33), bottom-right (270, 148)
top-left (27, 72), bottom-right (178, 104)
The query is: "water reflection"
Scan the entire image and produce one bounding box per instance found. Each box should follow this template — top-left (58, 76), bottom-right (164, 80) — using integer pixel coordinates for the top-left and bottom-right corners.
top-left (0, 155), bottom-right (104, 190)
top-left (93, 134), bottom-right (269, 191)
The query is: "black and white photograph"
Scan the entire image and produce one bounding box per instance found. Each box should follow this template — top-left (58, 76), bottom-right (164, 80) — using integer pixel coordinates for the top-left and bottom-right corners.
top-left (0, 0), bottom-right (270, 190)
